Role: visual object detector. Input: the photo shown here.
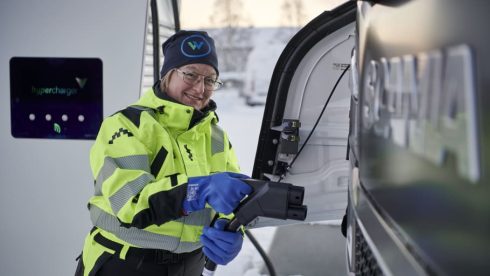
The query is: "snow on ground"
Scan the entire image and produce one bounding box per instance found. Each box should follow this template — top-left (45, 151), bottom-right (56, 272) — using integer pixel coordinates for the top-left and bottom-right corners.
top-left (203, 28), bottom-right (305, 275)
top-left (211, 87), bottom-right (277, 276)
top-left (212, 87), bottom-right (264, 176)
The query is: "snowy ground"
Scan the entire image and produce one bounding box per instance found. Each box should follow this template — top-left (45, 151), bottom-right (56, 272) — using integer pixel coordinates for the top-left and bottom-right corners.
top-left (206, 29), bottom-right (296, 276)
top-left (212, 87), bottom-right (276, 276)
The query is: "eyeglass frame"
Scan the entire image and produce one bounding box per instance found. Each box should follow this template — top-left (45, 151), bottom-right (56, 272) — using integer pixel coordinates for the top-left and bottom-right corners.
top-left (173, 68), bottom-right (223, 90)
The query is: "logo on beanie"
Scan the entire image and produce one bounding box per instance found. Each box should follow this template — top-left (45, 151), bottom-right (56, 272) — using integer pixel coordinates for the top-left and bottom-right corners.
top-left (181, 34), bottom-right (211, 58)
top-left (187, 41), bottom-right (203, 50)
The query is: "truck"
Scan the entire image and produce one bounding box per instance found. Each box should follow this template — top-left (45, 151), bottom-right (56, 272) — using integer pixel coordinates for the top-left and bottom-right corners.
top-left (251, 1), bottom-right (489, 275)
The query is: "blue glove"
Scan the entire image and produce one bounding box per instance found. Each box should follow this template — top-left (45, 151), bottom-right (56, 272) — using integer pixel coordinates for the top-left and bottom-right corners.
top-left (200, 219), bottom-right (244, 265)
top-left (183, 172), bottom-right (252, 215)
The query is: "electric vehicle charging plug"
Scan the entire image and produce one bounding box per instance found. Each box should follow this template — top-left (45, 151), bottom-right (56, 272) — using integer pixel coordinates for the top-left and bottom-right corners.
top-left (202, 179), bottom-right (308, 276)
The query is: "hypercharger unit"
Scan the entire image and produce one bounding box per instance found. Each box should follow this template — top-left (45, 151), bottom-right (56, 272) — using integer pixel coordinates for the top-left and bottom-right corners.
top-left (10, 57), bottom-right (103, 139)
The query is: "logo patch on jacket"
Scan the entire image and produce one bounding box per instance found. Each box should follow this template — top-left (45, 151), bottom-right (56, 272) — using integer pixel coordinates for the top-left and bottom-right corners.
top-left (184, 144), bottom-right (193, 161)
top-left (186, 184), bottom-right (199, 201)
top-left (108, 128), bottom-right (134, 144)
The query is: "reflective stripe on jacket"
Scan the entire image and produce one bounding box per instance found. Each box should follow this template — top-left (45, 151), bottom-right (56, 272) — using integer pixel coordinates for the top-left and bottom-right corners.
top-left (87, 85), bottom-right (241, 254)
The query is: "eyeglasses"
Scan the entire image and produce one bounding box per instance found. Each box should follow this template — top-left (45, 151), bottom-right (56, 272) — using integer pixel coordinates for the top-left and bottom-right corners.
top-left (174, 69), bottom-right (223, 90)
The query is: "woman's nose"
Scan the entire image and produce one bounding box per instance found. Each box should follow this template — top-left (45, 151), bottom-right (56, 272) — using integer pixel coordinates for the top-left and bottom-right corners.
top-left (191, 77), bottom-right (206, 93)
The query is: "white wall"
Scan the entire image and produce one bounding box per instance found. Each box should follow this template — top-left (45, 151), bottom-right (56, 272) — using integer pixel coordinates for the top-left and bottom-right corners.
top-left (0, 0), bottom-right (148, 274)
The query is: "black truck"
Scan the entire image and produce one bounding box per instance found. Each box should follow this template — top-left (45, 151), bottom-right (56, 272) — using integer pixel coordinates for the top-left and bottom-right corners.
top-left (251, 1), bottom-right (490, 275)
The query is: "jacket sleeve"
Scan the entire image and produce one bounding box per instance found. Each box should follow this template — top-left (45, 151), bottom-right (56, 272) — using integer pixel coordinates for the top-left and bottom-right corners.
top-left (89, 111), bottom-right (187, 229)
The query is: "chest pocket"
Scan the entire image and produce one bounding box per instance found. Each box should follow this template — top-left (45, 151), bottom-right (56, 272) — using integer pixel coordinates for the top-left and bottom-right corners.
top-left (177, 131), bottom-right (208, 176)
top-left (176, 124), bottom-right (228, 176)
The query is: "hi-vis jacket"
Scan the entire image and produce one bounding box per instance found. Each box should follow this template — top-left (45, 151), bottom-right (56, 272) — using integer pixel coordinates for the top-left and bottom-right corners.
top-left (86, 84), bottom-right (240, 256)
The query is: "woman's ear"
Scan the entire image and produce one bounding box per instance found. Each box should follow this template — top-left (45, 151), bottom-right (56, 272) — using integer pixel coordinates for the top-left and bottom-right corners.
top-left (160, 70), bottom-right (172, 91)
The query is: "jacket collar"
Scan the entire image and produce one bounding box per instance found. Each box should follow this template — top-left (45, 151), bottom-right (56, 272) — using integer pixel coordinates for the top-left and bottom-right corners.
top-left (134, 81), bottom-right (218, 131)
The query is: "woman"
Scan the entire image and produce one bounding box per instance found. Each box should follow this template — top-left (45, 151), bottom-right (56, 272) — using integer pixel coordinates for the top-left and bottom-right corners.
top-left (75, 30), bottom-right (252, 276)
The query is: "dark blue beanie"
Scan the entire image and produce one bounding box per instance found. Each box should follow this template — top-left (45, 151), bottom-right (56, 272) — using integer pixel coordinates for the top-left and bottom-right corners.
top-left (160, 30), bottom-right (219, 78)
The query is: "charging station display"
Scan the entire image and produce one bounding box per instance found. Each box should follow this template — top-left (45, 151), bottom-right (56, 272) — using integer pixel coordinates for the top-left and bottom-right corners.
top-left (10, 57), bottom-right (103, 139)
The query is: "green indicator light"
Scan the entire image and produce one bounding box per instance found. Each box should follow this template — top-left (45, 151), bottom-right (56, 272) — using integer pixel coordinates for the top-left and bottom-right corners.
top-left (53, 123), bottom-right (61, 133)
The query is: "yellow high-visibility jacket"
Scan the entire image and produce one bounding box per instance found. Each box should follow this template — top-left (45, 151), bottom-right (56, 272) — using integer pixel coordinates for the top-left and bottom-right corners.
top-left (85, 84), bottom-right (240, 257)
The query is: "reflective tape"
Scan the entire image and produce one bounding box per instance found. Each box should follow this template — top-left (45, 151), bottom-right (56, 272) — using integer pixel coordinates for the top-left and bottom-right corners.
top-left (211, 124), bottom-right (225, 155)
top-left (95, 155), bottom-right (151, 196)
top-left (131, 105), bottom-right (156, 116)
top-left (90, 205), bottom-right (208, 253)
top-left (109, 173), bottom-right (154, 214)
top-left (174, 208), bottom-right (212, 226)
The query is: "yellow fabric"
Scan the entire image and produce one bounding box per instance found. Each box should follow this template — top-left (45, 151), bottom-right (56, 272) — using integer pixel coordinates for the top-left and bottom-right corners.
top-left (80, 229), bottom-right (115, 276)
top-left (85, 87), bottom-right (241, 251)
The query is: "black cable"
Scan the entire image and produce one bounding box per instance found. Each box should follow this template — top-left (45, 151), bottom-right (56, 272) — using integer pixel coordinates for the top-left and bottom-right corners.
top-left (245, 230), bottom-right (277, 276)
top-left (243, 65), bottom-right (350, 276)
top-left (278, 64), bottom-right (351, 182)
top-left (150, 0), bottom-right (160, 83)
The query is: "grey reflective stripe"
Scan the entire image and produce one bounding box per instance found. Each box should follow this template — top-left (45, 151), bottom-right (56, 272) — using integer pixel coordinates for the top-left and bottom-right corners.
top-left (131, 105), bottom-right (156, 118)
top-left (90, 205), bottom-right (207, 253)
top-left (211, 124), bottom-right (225, 155)
top-left (95, 155), bottom-right (151, 196)
top-left (109, 173), bottom-right (154, 214)
top-left (131, 105), bottom-right (154, 111)
top-left (175, 208), bottom-right (212, 226)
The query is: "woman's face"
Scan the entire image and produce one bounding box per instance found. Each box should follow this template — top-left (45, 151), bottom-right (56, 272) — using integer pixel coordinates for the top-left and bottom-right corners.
top-left (166, 63), bottom-right (217, 110)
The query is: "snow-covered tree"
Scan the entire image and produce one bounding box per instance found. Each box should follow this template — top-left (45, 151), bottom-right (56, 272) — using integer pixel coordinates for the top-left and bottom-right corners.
top-left (280, 0), bottom-right (306, 27)
top-left (209, 0), bottom-right (252, 72)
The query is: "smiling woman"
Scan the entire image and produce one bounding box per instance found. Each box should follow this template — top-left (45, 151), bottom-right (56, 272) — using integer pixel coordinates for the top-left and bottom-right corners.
top-left (75, 30), bottom-right (253, 276)
top-left (158, 31), bottom-right (221, 110)
top-left (165, 64), bottom-right (217, 110)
